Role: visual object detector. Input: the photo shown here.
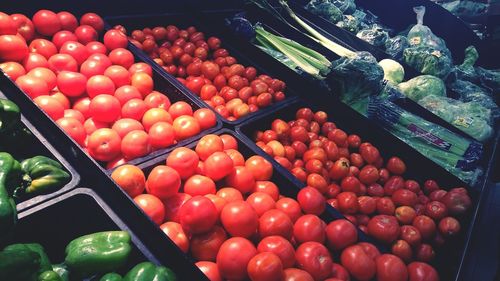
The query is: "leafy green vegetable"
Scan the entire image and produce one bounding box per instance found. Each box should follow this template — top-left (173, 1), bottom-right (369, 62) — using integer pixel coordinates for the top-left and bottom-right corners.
top-left (455, 45), bottom-right (480, 82)
top-left (397, 75), bottom-right (446, 101)
top-left (305, 0), bottom-right (343, 23)
top-left (403, 46), bottom-right (453, 79)
top-left (356, 24), bottom-right (389, 47)
top-left (336, 15), bottom-right (360, 33)
top-left (384, 35), bottom-right (409, 60)
top-left (378, 59), bottom-right (405, 84)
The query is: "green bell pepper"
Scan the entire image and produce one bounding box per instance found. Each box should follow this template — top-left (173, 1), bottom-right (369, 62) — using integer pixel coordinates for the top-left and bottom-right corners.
top-left (38, 270), bottom-right (62, 281)
top-left (0, 244), bottom-right (41, 281)
top-left (100, 272), bottom-right (123, 281)
top-left (123, 262), bottom-right (176, 281)
top-left (0, 152), bottom-right (21, 237)
top-left (65, 231), bottom-right (132, 278)
top-left (51, 264), bottom-right (69, 281)
top-left (4, 243), bottom-right (51, 273)
top-left (16, 155), bottom-right (70, 196)
top-left (0, 98), bottom-right (21, 133)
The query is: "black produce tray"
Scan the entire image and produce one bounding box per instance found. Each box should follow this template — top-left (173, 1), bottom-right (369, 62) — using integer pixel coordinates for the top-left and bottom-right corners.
top-left (104, 11), bottom-right (309, 126)
top-left (236, 98), bottom-right (496, 281)
top-left (0, 188), bottom-right (205, 280)
top-left (137, 128), bottom-right (386, 252)
top-left (0, 92), bottom-right (80, 212)
top-left (0, 46), bottom-right (222, 172)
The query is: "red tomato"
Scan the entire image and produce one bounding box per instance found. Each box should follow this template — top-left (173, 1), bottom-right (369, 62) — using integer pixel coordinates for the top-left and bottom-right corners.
top-left (148, 122), bottom-right (175, 149)
top-left (0, 62), bottom-right (25, 81)
top-left (111, 164), bottom-right (145, 198)
top-left (325, 219), bottom-right (358, 251)
top-left (195, 134), bottom-right (223, 160)
top-left (59, 41), bottom-right (89, 65)
top-left (375, 254), bottom-right (408, 281)
top-left (438, 216), bottom-right (461, 237)
top-left (202, 151), bottom-right (233, 181)
top-left (80, 58), bottom-right (107, 78)
top-left (392, 189), bottom-right (418, 207)
top-left (412, 215), bottom-right (437, 240)
top-left (48, 54), bottom-right (78, 74)
top-left (131, 72), bottom-right (153, 97)
top-left (293, 214), bottom-right (326, 244)
top-left (329, 158), bottom-right (350, 180)
top-left (276, 198), bottom-right (302, 223)
top-left (16, 75), bottom-right (49, 98)
top-left (205, 194), bottom-right (227, 218)
top-left (183, 175), bottom-right (215, 196)
top-left (112, 118), bottom-right (144, 139)
top-left (166, 147), bottom-right (199, 179)
top-left (340, 245), bottom-right (376, 281)
top-left (283, 268), bottom-right (314, 281)
top-left (172, 115), bottom-right (200, 140)
top-left (179, 195), bottom-right (218, 234)
top-left (109, 48), bottom-right (134, 69)
top-left (74, 25), bottom-right (98, 44)
top-left (56, 117), bottom-right (85, 145)
top-left (129, 62), bottom-right (153, 76)
top-left (160, 221), bottom-right (189, 253)
top-left (56, 11), bottom-right (78, 32)
top-left (386, 157), bottom-right (406, 175)
top-left (222, 149), bottom-right (243, 167)
top-left (440, 189), bottom-right (471, 216)
top-left (33, 10), bottom-right (61, 36)
top-left (57, 71), bottom-right (87, 97)
top-left (221, 201), bottom-right (258, 238)
top-left (196, 261), bottom-right (222, 281)
top-left (83, 117), bottom-right (107, 135)
top-left (395, 206), bottom-right (417, 225)
top-left (87, 75), bottom-right (115, 98)
top-left (121, 98), bottom-right (148, 121)
top-left (297, 187), bottom-right (325, 215)
top-left (143, 91), bottom-right (170, 110)
top-left (245, 155), bottom-right (273, 181)
top-left (142, 108), bottom-right (172, 131)
top-left (216, 187), bottom-right (243, 203)
top-left (225, 166), bottom-right (256, 194)
top-left (367, 215), bottom-right (400, 244)
top-left (80, 13), bottom-right (104, 32)
top-left (64, 109), bottom-right (85, 123)
top-left (33, 95), bottom-right (64, 120)
top-left (246, 192), bottom-right (276, 217)
top-left (89, 94), bottom-right (121, 123)
top-left (132, 194), bottom-right (164, 225)
top-left (257, 236), bottom-right (296, 269)
top-left (247, 252), bottom-right (284, 281)
top-left (217, 237), bottom-right (257, 280)
top-left (87, 128), bottom-right (121, 161)
top-left (104, 65), bottom-right (130, 88)
top-left (191, 226), bottom-right (227, 262)
top-left (193, 108), bottom-right (216, 129)
top-left (391, 240), bottom-right (413, 263)
top-left (86, 41), bottom-right (107, 54)
top-left (259, 209), bottom-right (294, 239)
top-left (295, 241), bottom-right (333, 281)
top-left (337, 192), bottom-right (359, 214)
top-left (254, 181), bottom-right (280, 201)
top-left (27, 67), bottom-right (56, 91)
top-left (146, 165), bottom-right (181, 199)
top-left (103, 29), bottom-right (128, 50)
top-left (407, 262), bottom-right (439, 281)
top-left (163, 193), bottom-right (191, 223)
top-left (112, 86), bottom-right (142, 106)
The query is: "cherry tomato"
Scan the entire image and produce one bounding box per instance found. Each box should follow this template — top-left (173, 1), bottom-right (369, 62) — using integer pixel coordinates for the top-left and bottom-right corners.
top-left (133, 194), bottom-right (165, 225)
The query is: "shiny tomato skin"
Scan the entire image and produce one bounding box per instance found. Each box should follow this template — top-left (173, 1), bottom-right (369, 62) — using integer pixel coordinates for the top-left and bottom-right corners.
top-left (33, 10), bottom-right (61, 36)
top-left (247, 252), bottom-right (284, 281)
top-left (196, 261), bottom-right (222, 281)
top-left (160, 221), bottom-right (189, 253)
top-left (146, 165), bottom-right (181, 200)
top-left (297, 187), bottom-right (325, 215)
top-left (179, 195), bottom-right (218, 234)
top-left (367, 215), bottom-right (400, 244)
top-left (221, 200), bottom-right (258, 238)
top-left (259, 209), bottom-right (294, 240)
top-left (293, 214), bottom-right (326, 244)
top-left (276, 198), bottom-right (302, 223)
top-left (225, 166), bottom-right (256, 194)
top-left (325, 219), bottom-right (358, 251)
top-left (407, 262), bottom-right (440, 281)
top-left (216, 237), bottom-right (257, 281)
top-left (190, 225), bottom-right (227, 261)
top-left (295, 241), bottom-right (333, 281)
top-left (340, 245), bottom-right (376, 281)
top-left (195, 134), bottom-right (224, 160)
top-left (412, 215), bottom-right (437, 240)
top-left (246, 192), bottom-right (276, 217)
top-left (87, 128), bottom-right (122, 161)
top-left (111, 164), bottom-right (145, 198)
top-left (166, 147), bottom-right (199, 179)
top-left (204, 151), bottom-right (234, 181)
top-left (56, 117), bottom-right (85, 145)
top-left (283, 268), bottom-right (314, 281)
top-left (245, 155), bottom-right (273, 181)
top-left (163, 193), bottom-right (191, 223)
top-left (133, 194), bottom-right (165, 225)
top-left (375, 254), bottom-right (408, 281)
top-left (257, 236), bottom-right (296, 269)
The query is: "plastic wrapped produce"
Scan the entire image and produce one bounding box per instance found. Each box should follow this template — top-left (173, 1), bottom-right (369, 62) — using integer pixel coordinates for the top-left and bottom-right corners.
top-left (378, 59), bottom-right (405, 84)
top-left (336, 14), bottom-right (360, 33)
top-left (476, 67), bottom-right (500, 92)
top-left (305, 0), bottom-right (343, 23)
top-left (356, 24), bottom-right (390, 47)
top-left (449, 80), bottom-right (498, 110)
top-left (418, 95), bottom-right (493, 142)
top-left (407, 6), bottom-right (450, 50)
top-left (440, 0), bottom-right (488, 18)
top-left (385, 35), bottom-right (409, 60)
top-left (398, 75), bottom-right (447, 101)
top-left (455, 45), bottom-right (480, 83)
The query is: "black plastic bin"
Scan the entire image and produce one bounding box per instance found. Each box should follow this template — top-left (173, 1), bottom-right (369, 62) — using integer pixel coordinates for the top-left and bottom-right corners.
top-left (104, 11), bottom-right (308, 126)
top-left (1, 187), bottom-right (207, 280)
top-left (236, 97), bottom-right (495, 281)
top-left (0, 92), bottom-right (80, 212)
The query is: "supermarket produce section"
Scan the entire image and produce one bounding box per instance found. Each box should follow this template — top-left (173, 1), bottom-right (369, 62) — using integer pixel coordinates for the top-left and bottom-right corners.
top-left (0, 0), bottom-right (498, 280)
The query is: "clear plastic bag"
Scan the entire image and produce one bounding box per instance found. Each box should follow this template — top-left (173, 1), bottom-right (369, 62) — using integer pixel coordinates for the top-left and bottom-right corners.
top-left (384, 35), bottom-right (409, 60)
top-left (455, 45), bottom-right (480, 83)
top-left (476, 67), bottom-right (500, 92)
top-left (407, 6), bottom-right (450, 51)
top-left (441, 0), bottom-right (488, 18)
top-left (449, 79), bottom-right (498, 110)
top-left (418, 95), bottom-right (493, 142)
top-left (356, 24), bottom-right (390, 47)
top-left (305, 0), bottom-right (343, 23)
top-left (329, 0), bottom-right (357, 14)
top-left (336, 14), bottom-right (360, 33)
top-left (397, 75), bottom-right (447, 102)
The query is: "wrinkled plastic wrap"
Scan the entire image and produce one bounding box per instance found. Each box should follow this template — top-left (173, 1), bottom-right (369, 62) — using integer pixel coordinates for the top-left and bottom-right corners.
top-left (330, 51), bottom-right (384, 114)
top-left (368, 98), bottom-right (483, 184)
top-left (385, 35), bottom-right (409, 60)
top-left (398, 75), bottom-right (447, 101)
top-left (418, 95), bottom-right (493, 142)
top-left (403, 6), bottom-right (453, 79)
top-left (356, 24), bottom-right (390, 47)
top-left (476, 67), bottom-right (500, 92)
top-left (455, 45), bottom-right (480, 83)
top-left (440, 0), bottom-right (488, 18)
top-left (352, 9), bottom-right (379, 27)
top-left (305, 0), bottom-right (343, 23)
top-left (329, 0), bottom-right (357, 14)
top-left (336, 15), bottom-right (360, 33)
top-left (449, 80), bottom-right (498, 110)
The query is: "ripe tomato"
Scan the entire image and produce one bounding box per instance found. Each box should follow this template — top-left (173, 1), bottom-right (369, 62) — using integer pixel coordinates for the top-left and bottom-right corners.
top-left (246, 192), bottom-right (275, 217)
top-left (160, 221), bottom-right (189, 253)
top-left (48, 54), bottom-right (78, 74)
top-left (329, 158), bottom-right (350, 180)
top-left (142, 108), bottom-right (172, 131)
top-left (441, 189), bottom-right (471, 216)
top-left (297, 187), bottom-right (325, 215)
top-left (0, 61), bottom-right (25, 81)
top-left (340, 244), bottom-right (376, 281)
top-left (412, 215), bottom-right (437, 240)
top-left (258, 236), bottom-right (296, 269)
top-left (74, 25), bottom-right (98, 44)
top-left (276, 198), bottom-right (302, 223)
top-left (259, 209), bottom-right (294, 240)
top-left (253, 181), bottom-right (279, 201)
top-left (196, 261), bottom-right (222, 281)
top-left (33, 10), bottom-right (61, 36)
top-left (386, 157), bottom-right (406, 175)
top-left (216, 187), bottom-right (243, 203)
top-left (33, 95), bottom-right (64, 120)
top-left (56, 71), bottom-right (86, 97)
top-left (221, 201), bottom-right (258, 238)
top-left (217, 237), bottom-right (257, 281)
top-left (247, 252), bottom-right (284, 281)
top-left (111, 164), bottom-right (145, 198)
top-left (87, 128), bottom-right (121, 161)
top-left (109, 48), bottom-right (134, 69)
top-left (204, 151), bottom-right (234, 181)
top-left (0, 12), bottom-right (18, 35)
top-left (226, 166), bottom-right (256, 194)
top-left (83, 117), bottom-right (107, 135)
top-left (89, 94), bottom-right (121, 123)
top-left (407, 262), bottom-right (439, 281)
top-left (195, 134), bottom-right (224, 160)
top-left (112, 118), bottom-right (144, 139)
top-left (103, 29), bottom-right (128, 50)
top-left (223, 149), bottom-right (243, 167)
top-left (134, 194), bottom-right (164, 224)
top-left (395, 206), bottom-right (417, 225)
top-left (121, 98), bottom-right (148, 121)
top-left (16, 75), bottom-right (49, 98)
top-left (168, 101), bottom-right (193, 119)
top-left (245, 155), bottom-right (273, 181)
top-left (375, 254), bottom-right (408, 281)
top-left (283, 268), bottom-right (314, 281)
top-left (293, 214), bottom-right (326, 244)
top-left (129, 62), bottom-right (153, 76)
top-left (86, 41), bottom-right (107, 54)
top-left (131, 72), bottom-right (154, 97)
top-left (337, 191), bottom-right (359, 214)
top-left (367, 215), bottom-right (400, 244)
top-left (104, 65), bottom-right (130, 87)
top-left (80, 12), bottom-right (104, 32)
top-left (87, 75), bottom-right (115, 98)
top-left (26, 67), bottom-right (56, 91)
top-left (179, 195), bottom-right (217, 234)
top-left (295, 241), bottom-right (333, 281)
top-left (191, 226), bottom-right (227, 262)
top-left (56, 11), bottom-right (78, 32)
top-left (166, 147), bottom-right (199, 179)
top-left (325, 219), bottom-right (358, 251)
top-left (148, 122), bottom-right (175, 149)
top-left (59, 41), bottom-right (89, 65)
top-left (184, 175), bottom-right (216, 196)
top-left (143, 91), bottom-right (171, 109)
top-left (146, 165), bottom-right (181, 200)
top-left (193, 108), bottom-right (217, 130)
top-left (163, 193), bottom-right (191, 223)
top-left (56, 117), bottom-right (85, 145)
top-left (64, 109), bottom-right (85, 123)
top-left (172, 115), bottom-right (200, 140)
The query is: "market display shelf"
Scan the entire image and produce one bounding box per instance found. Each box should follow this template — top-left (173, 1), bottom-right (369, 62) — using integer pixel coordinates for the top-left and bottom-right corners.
top-left (236, 97), bottom-right (491, 281)
top-left (104, 12), bottom-right (306, 127)
top-left (0, 91), bottom-right (80, 212)
top-left (1, 187), bottom-right (206, 280)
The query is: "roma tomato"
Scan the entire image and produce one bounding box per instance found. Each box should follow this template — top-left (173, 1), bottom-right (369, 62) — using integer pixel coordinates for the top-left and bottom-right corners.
top-left (146, 165), bottom-right (181, 200)
top-left (133, 194), bottom-right (165, 225)
top-left (111, 164), bottom-right (145, 197)
top-left (179, 195), bottom-right (218, 234)
top-left (216, 237), bottom-right (257, 281)
top-left (295, 241), bottom-right (333, 281)
top-left (160, 221), bottom-right (189, 253)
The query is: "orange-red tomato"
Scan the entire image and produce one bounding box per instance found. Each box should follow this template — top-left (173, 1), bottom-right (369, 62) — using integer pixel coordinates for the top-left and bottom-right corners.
top-left (131, 72), bottom-right (153, 97)
top-left (172, 115), bottom-right (200, 140)
top-left (87, 128), bottom-right (121, 161)
top-left (146, 165), bottom-right (181, 200)
top-left (245, 155), bottom-right (273, 181)
top-left (56, 117), bottom-right (85, 145)
top-left (184, 175), bottom-right (216, 196)
top-left (148, 122), bottom-right (176, 149)
top-left (225, 166), bottom-right (256, 195)
top-left (111, 118), bottom-right (144, 139)
top-left (111, 164), bottom-right (146, 197)
top-left (204, 151), bottom-right (234, 181)
top-left (195, 134), bottom-right (224, 161)
top-left (166, 147), bottom-right (199, 179)
top-left (142, 108), bottom-right (172, 131)
top-left (194, 108), bottom-right (217, 130)
top-left (160, 221), bottom-right (190, 253)
top-left (89, 94), bottom-right (121, 123)
top-left (121, 130), bottom-right (151, 160)
top-left (134, 193), bottom-right (165, 225)
top-left (33, 95), bottom-right (64, 120)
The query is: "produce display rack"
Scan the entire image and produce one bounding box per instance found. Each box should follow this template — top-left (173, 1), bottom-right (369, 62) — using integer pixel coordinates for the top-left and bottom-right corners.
top-left (0, 1), bottom-right (498, 281)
